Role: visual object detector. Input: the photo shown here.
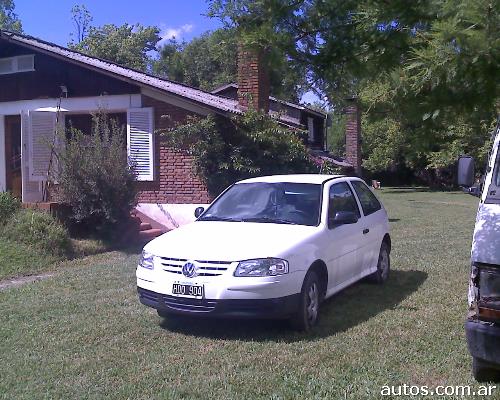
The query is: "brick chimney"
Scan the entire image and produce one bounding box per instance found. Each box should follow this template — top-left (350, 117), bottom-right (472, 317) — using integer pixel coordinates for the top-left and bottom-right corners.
top-left (237, 44), bottom-right (270, 113)
top-left (344, 98), bottom-right (362, 177)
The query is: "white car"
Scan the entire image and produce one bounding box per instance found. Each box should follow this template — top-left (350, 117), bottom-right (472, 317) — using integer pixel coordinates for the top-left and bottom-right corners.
top-left (137, 174), bottom-right (391, 331)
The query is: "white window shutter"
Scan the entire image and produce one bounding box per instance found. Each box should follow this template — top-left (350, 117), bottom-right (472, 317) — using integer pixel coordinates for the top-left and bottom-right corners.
top-left (21, 111), bottom-right (42, 202)
top-left (29, 111), bottom-right (56, 182)
top-left (127, 107), bottom-right (154, 181)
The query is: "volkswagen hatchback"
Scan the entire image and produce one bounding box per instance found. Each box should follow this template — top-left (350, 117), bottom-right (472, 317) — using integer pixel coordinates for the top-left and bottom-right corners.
top-left (137, 175), bottom-right (391, 331)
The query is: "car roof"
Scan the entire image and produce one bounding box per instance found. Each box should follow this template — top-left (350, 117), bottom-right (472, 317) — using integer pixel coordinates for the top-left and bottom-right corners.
top-left (237, 174), bottom-right (347, 185)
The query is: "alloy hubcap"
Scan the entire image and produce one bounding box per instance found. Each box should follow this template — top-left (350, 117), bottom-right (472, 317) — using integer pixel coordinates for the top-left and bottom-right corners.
top-left (306, 283), bottom-right (319, 323)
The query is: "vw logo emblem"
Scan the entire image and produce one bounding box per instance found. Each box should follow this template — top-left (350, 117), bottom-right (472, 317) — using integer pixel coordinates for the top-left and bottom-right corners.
top-left (182, 261), bottom-right (197, 278)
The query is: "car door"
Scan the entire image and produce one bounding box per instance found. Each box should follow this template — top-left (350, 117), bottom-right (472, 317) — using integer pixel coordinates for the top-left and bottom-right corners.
top-left (324, 181), bottom-right (364, 291)
top-left (349, 180), bottom-right (385, 275)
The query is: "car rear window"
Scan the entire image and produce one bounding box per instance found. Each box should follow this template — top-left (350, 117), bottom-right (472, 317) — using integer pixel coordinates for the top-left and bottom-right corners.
top-left (351, 181), bottom-right (382, 216)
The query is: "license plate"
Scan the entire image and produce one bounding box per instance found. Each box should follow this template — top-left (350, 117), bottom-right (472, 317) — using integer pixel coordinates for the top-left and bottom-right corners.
top-left (172, 283), bottom-right (204, 298)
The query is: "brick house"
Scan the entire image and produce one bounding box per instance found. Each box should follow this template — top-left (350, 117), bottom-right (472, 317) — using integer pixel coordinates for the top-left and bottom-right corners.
top-left (0, 30), bottom-right (360, 229)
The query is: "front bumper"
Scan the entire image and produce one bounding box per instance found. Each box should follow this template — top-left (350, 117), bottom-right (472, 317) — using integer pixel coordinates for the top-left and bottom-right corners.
top-left (138, 287), bottom-right (300, 319)
top-left (466, 320), bottom-right (500, 366)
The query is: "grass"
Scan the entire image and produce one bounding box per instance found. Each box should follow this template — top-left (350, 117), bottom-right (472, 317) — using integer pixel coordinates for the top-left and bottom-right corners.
top-left (0, 239), bottom-right (59, 279)
top-left (0, 189), bottom-right (494, 399)
top-left (0, 237), bottom-right (109, 281)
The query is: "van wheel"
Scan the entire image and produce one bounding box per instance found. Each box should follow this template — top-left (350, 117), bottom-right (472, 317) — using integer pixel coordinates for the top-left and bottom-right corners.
top-left (290, 271), bottom-right (320, 332)
top-left (368, 242), bottom-right (390, 284)
top-left (473, 358), bottom-right (500, 382)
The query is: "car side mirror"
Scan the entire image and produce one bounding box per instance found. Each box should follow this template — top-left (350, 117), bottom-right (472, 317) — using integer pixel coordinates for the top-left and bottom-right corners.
top-left (457, 155), bottom-right (475, 187)
top-left (329, 211), bottom-right (359, 228)
top-left (194, 207), bottom-right (205, 218)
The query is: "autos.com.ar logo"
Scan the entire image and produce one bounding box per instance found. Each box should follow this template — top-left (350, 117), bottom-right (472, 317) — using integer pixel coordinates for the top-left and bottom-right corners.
top-left (182, 261), bottom-right (198, 278)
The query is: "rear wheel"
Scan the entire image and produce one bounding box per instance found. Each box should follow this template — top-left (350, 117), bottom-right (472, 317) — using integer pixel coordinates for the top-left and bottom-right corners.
top-left (473, 357), bottom-right (500, 382)
top-left (290, 271), bottom-right (320, 332)
top-left (368, 241), bottom-right (390, 284)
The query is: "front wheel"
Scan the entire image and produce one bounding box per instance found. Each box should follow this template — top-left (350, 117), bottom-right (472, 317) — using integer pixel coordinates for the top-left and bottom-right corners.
top-left (368, 241), bottom-right (390, 284)
top-left (290, 271), bottom-right (320, 332)
top-left (473, 358), bottom-right (500, 382)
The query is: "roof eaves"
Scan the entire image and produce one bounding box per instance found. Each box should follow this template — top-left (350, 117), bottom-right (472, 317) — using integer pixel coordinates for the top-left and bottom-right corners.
top-left (0, 30), bottom-right (241, 115)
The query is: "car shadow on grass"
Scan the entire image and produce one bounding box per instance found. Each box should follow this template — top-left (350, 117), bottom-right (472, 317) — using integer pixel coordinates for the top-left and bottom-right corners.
top-left (159, 269), bottom-right (427, 342)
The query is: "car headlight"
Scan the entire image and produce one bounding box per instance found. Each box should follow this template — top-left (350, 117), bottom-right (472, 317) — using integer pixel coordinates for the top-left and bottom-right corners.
top-left (234, 258), bottom-right (289, 277)
top-left (139, 250), bottom-right (154, 270)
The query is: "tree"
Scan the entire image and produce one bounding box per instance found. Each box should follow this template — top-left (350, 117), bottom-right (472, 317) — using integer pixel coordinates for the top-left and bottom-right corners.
top-left (69, 23), bottom-right (161, 71)
top-left (208, 0), bottom-right (499, 185)
top-left (69, 4), bottom-right (92, 44)
top-left (208, 0), bottom-right (420, 101)
top-left (153, 28), bottom-right (307, 102)
top-left (162, 112), bottom-right (314, 196)
top-left (0, 0), bottom-right (22, 32)
top-left (359, 0), bottom-right (498, 185)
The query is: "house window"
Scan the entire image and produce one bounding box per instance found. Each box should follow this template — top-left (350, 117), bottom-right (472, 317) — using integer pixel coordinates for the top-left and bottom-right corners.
top-left (65, 113), bottom-right (127, 138)
top-left (0, 55), bottom-right (35, 75)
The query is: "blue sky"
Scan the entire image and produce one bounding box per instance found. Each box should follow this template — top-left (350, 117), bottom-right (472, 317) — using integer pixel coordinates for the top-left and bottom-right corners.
top-left (13, 0), bottom-right (318, 104)
top-left (14, 0), bottom-right (221, 46)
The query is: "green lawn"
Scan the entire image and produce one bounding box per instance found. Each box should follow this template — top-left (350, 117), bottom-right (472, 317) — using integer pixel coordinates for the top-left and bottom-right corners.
top-left (0, 189), bottom-right (494, 399)
top-left (0, 237), bottom-right (109, 281)
top-left (0, 239), bottom-right (59, 280)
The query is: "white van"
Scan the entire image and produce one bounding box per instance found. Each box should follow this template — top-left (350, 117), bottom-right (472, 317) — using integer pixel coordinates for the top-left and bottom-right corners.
top-left (458, 120), bottom-right (500, 382)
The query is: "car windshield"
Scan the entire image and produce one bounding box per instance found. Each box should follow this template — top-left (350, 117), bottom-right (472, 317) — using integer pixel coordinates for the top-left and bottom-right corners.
top-left (199, 182), bottom-right (322, 226)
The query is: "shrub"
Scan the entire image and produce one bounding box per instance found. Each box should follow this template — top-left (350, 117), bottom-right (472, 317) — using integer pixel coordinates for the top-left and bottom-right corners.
top-left (1, 209), bottom-right (72, 257)
top-left (54, 112), bottom-right (138, 238)
top-left (163, 111), bottom-right (315, 196)
top-left (0, 192), bottom-right (21, 225)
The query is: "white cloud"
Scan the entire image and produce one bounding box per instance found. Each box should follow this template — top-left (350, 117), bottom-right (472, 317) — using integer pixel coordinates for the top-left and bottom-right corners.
top-left (159, 23), bottom-right (194, 45)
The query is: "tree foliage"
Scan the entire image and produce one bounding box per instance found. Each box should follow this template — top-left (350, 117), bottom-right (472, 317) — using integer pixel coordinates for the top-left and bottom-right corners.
top-left (69, 4), bottom-right (92, 44)
top-left (161, 112), bottom-right (314, 196)
top-left (209, 0), bottom-right (499, 185)
top-left (153, 28), bottom-right (307, 102)
top-left (359, 0), bottom-right (498, 184)
top-left (69, 23), bottom-right (160, 71)
top-left (0, 0), bottom-right (22, 32)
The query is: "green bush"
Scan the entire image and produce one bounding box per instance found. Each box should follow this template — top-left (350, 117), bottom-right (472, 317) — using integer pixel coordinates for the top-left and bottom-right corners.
top-left (1, 209), bottom-right (72, 257)
top-left (0, 192), bottom-right (21, 225)
top-left (163, 111), bottom-right (315, 196)
top-left (54, 112), bottom-right (138, 238)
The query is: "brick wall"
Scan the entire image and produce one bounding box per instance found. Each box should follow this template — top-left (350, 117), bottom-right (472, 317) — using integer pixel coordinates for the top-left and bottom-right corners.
top-left (136, 96), bottom-right (211, 204)
top-left (344, 99), bottom-right (362, 177)
top-left (237, 44), bottom-right (270, 112)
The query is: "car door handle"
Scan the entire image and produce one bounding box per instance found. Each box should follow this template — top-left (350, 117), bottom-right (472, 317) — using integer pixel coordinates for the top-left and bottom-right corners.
top-left (363, 228), bottom-right (370, 235)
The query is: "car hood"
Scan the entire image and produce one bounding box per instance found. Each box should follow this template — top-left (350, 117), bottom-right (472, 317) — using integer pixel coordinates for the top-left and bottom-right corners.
top-left (144, 221), bottom-right (319, 261)
top-left (472, 203), bottom-right (500, 265)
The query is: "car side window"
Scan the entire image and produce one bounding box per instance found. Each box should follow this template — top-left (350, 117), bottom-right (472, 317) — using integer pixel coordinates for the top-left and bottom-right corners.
top-left (328, 182), bottom-right (361, 219)
top-left (351, 181), bottom-right (382, 216)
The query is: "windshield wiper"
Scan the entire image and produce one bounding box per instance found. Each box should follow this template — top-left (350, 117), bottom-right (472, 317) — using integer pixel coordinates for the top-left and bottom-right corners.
top-left (198, 216), bottom-right (242, 222)
top-left (241, 217), bottom-right (298, 225)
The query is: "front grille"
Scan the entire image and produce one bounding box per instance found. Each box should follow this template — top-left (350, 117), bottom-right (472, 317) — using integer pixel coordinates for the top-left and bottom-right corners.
top-left (159, 256), bottom-right (232, 277)
top-left (163, 295), bottom-right (217, 312)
